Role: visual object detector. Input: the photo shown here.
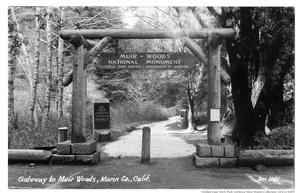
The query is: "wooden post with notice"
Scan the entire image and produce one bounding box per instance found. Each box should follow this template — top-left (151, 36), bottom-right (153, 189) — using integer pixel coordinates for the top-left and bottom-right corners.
top-left (207, 33), bottom-right (222, 145)
top-left (70, 35), bottom-right (87, 143)
top-left (141, 127), bottom-right (151, 163)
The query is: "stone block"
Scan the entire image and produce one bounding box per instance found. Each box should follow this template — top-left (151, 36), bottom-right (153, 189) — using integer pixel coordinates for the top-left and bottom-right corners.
top-left (71, 140), bottom-right (97, 155)
top-left (51, 154), bottom-right (75, 164)
top-left (196, 144), bottom-right (211, 157)
top-left (219, 158), bottom-right (237, 168)
top-left (75, 151), bottom-right (100, 165)
top-left (193, 153), bottom-right (219, 167)
top-left (57, 140), bottom-right (71, 155)
top-left (211, 145), bottom-right (224, 157)
top-left (224, 145), bottom-right (235, 158)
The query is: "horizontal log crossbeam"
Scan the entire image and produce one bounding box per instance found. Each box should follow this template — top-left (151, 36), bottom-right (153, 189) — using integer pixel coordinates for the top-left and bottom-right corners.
top-left (61, 28), bottom-right (236, 40)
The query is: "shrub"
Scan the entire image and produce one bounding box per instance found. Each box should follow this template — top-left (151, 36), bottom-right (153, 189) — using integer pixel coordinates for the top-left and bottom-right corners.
top-left (253, 131), bottom-right (269, 149)
top-left (109, 102), bottom-right (168, 131)
top-left (111, 103), bottom-right (142, 124)
top-left (10, 75), bottom-right (170, 148)
top-left (105, 102), bottom-right (168, 140)
top-left (253, 124), bottom-right (294, 150)
top-left (268, 124), bottom-right (294, 149)
top-left (142, 103), bottom-right (168, 122)
top-left (222, 109), bottom-right (235, 124)
top-left (165, 104), bottom-right (181, 117)
top-left (8, 110), bottom-right (69, 149)
top-left (194, 112), bottom-right (207, 126)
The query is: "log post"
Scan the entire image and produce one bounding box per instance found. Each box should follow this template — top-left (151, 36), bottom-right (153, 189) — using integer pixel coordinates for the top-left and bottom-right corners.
top-left (71, 36), bottom-right (87, 143)
top-left (82, 60), bottom-right (87, 141)
top-left (141, 127), bottom-right (151, 163)
top-left (207, 33), bottom-right (222, 145)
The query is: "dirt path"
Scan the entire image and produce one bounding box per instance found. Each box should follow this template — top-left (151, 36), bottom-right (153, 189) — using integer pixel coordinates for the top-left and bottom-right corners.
top-left (8, 117), bottom-right (294, 189)
top-left (100, 116), bottom-right (202, 158)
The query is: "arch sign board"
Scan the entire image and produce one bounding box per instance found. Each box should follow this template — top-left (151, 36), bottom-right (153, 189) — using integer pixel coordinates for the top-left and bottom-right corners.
top-left (98, 52), bottom-right (194, 70)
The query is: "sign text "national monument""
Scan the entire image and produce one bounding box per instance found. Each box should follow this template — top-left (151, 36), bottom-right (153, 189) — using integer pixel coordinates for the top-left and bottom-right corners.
top-left (98, 53), bottom-right (194, 70)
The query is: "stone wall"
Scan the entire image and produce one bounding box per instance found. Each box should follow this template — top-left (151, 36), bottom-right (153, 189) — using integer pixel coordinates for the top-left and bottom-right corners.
top-left (193, 144), bottom-right (294, 168)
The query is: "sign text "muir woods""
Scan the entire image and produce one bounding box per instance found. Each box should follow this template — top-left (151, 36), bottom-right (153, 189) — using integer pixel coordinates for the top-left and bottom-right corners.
top-left (98, 53), bottom-right (194, 70)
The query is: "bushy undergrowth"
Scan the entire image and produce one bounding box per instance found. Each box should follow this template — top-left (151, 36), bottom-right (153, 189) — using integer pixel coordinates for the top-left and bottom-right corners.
top-left (11, 78), bottom-right (168, 148)
top-left (8, 111), bottom-right (70, 149)
top-left (9, 81), bottom-right (71, 149)
top-left (9, 97), bottom-right (170, 148)
top-left (253, 124), bottom-right (294, 150)
top-left (142, 103), bottom-right (168, 121)
top-left (111, 102), bottom-right (168, 124)
top-left (108, 102), bottom-right (169, 140)
top-left (194, 112), bottom-right (207, 126)
top-left (165, 104), bottom-right (181, 117)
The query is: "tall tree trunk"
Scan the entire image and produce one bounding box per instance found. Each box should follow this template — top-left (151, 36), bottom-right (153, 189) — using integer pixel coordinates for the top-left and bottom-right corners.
top-left (55, 49), bottom-right (59, 112)
top-left (215, 7), bottom-right (288, 146)
top-left (42, 7), bottom-right (53, 129)
top-left (8, 7), bottom-right (20, 147)
top-left (251, 65), bottom-right (266, 108)
top-left (226, 8), bottom-right (258, 147)
top-left (252, 10), bottom-right (285, 132)
top-left (186, 79), bottom-right (195, 132)
top-left (251, 33), bottom-right (272, 133)
top-left (10, 7), bottom-right (33, 88)
top-left (268, 71), bottom-right (286, 129)
top-left (57, 8), bottom-right (65, 124)
top-left (8, 47), bottom-right (16, 132)
top-left (29, 8), bottom-right (41, 124)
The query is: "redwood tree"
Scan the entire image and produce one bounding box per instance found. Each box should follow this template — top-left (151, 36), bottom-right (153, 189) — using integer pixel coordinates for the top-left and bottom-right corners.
top-left (57, 7), bottom-right (65, 123)
top-left (42, 7), bottom-right (53, 129)
top-left (8, 8), bottom-right (21, 131)
top-left (29, 7), bottom-right (42, 124)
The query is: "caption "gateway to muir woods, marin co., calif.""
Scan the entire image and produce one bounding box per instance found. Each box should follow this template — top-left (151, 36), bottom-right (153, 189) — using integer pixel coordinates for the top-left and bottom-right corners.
top-left (98, 53), bottom-right (194, 70)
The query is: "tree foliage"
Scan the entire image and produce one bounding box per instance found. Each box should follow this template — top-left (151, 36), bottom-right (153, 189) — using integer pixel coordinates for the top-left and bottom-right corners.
top-left (221, 7), bottom-right (294, 147)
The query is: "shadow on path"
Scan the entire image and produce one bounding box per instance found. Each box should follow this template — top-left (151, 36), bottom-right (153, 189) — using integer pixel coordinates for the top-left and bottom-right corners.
top-left (165, 122), bottom-right (207, 145)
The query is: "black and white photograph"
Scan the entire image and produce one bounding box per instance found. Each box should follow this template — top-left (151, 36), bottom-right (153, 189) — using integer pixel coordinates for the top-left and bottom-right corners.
top-left (6, 2), bottom-right (296, 190)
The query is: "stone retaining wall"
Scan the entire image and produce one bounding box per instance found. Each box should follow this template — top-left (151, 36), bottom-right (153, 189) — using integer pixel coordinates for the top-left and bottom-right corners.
top-left (193, 144), bottom-right (294, 168)
top-left (193, 144), bottom-right (238, 167)
top-left (52, 139), bottom-right (100, 165)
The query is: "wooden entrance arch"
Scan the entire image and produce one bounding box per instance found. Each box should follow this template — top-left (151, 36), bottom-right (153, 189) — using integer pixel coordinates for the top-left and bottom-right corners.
top-left (60, 28), bottom-right (236, 145)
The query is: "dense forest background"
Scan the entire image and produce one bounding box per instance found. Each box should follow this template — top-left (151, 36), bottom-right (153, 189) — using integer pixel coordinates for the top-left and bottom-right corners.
top-left (8, 7), bottom-right (294, 149)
